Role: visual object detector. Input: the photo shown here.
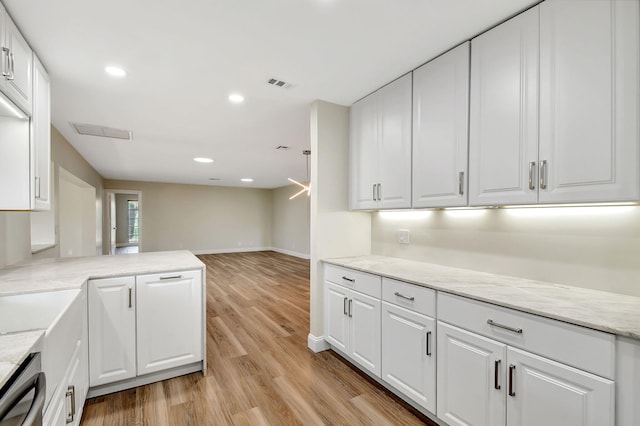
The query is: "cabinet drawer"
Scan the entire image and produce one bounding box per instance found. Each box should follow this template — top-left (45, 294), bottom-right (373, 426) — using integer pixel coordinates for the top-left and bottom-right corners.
top-left (324, 264), bottom-right (381, 299)
top-left (382, 278), bottom-right (435, 317)
top-left (438, 293), bottom-right (615, 379)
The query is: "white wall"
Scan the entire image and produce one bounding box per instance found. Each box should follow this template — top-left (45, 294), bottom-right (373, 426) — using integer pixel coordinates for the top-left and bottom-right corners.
top-left (271, 184), bottom-right (310, 258)
top-left (372, 206), bottom-right (640, 297)
top-left (309, 100), bottom-right (371, 346)
top-left (104, 179), bottom-right (273, 253)
top-left (58, 168), bottom-right (97, 258)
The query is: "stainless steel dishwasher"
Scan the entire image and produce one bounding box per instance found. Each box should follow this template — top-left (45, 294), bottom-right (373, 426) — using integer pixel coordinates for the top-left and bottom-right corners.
top-left (0, 353), bottom-right (45, 426)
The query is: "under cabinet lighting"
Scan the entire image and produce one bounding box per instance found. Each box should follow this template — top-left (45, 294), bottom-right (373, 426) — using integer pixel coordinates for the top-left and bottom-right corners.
top-left (193, 157), bottom-right (214, 163)
top-left (241, 178), bottom-right (254, 182)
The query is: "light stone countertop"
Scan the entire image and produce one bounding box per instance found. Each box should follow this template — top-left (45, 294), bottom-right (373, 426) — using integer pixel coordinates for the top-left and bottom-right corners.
top-left (0, 250), bottom-right (205, 296)
top-left (0, 330), bottom-right (44, 389)
top-left (324, 255), bottom-right (640, 341)
top-left (0, 250), bottom-right (205, 388)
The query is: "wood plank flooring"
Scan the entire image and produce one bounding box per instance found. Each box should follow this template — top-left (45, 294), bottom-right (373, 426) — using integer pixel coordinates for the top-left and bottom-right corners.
top-left (81, 251), bottom-right (435, 425)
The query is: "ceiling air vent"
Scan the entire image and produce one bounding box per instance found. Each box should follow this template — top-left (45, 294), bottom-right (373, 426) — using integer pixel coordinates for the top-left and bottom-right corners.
top-left (267, 78), bottom-right (291, 89)
top-left (71, 122), bottom-right (132, 140)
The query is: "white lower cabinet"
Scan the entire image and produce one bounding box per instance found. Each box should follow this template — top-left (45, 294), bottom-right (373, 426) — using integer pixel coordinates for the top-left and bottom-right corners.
top-left (381, 302), bottom-right (436, 412)
top-left (88, 269), bottom-right (203, 390)
top-left (437, 322), bottom-right (614, 426)
top-left (324, 281), bottom-right (381, 376)
top-left (88, 276), bottom-right (136, 386)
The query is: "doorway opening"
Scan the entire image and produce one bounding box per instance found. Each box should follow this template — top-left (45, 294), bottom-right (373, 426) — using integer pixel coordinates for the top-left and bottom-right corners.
top-left (106, 189), bottom-right (143, 255)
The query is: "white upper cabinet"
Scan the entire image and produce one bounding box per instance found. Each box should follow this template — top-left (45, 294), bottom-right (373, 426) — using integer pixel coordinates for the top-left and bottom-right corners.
top-left (0, 5), bottom-right (32, 116)
top-left (350, 93), bottom-right (379, 210)
top-left (469, 6), bottom-right (540, 206)
top-left (32, 54), bottom-right (51, 211)
top-left (413, 42), bottom-right (470, 208)
top-left (350, 73), bottom-right (412, 210)
top-left (377, 74), bottom-right (412, 209)
top-left (538, 0), bottom-right (640, 203)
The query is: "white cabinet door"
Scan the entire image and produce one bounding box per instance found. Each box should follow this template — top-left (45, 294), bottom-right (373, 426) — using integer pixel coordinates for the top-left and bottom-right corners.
top-left (88, 276), bottom-right (136, 386)
top-left (350, 92), bottom-right (378, 210)
top-left (136, 270), bottom-right (203, 375)
top-left (469, 6), bottom-right (539, 206)
top-left (507, 346), bottom-right (614, 426)
top-left (324, 281), bottom-right (350, 353)
top-left (349, 290), bottom-right (381, 377)
top-left (413, 42), bottom-right (470, 208)
top-left (377, 73), bottom-right (412, 209)
top-left (32, 54), bottom-right (50, 210)
top-left (539, 0), bottom-right (640, 203)
top-left (3, 15), bottom-right (32, 115)
top-left (381, 302), bottom-right (436, 412)
top-left (437, 322), bottom-right (506, 426)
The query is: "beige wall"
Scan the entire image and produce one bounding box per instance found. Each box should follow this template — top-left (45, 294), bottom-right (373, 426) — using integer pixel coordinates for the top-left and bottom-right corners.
top-left (0, 126), bottom-right (104, 267)
top-left (372, 206), bottom-right (640, 297)
top-left (309, 100), bottom-right (371, 343)
top-left (104, 180), bottom-right (273, 253)
top-left (271, 184), bottom-right (310, 258)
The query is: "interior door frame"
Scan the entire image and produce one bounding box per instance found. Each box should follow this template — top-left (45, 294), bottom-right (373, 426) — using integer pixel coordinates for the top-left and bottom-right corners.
top-left (105, 189), bottom-right (143, 254)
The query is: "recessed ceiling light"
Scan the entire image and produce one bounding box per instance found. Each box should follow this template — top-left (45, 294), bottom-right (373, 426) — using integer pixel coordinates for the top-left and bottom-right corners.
top-left (228, 93), bottom-right (245, 103)
top-left (193, 157), bottom-right (214, 163)
top-left (105, 66), bottom-right (126, 77)
top-left (241, 178), bottom-right (253, 182)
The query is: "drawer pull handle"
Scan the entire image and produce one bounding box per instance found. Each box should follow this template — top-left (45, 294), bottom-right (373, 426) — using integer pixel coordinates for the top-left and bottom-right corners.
top-left (426, 331), bottom-right (432, 356)
top-left (508, 364), bottom-right (516, 397)
top-left (394, 292), bottom-right (415, 301)
top-left (348, 299), bottom-right (353, 317)
top-left (343, 297), bottom-right (348, 316)
top-left (128, 288), bottom-right (132, 308)
top-left (342, 276), bottom-right (355, 283)
top-left (487, 319), bottom-right (522, 334)
top-left (494, 360), bottom-right (501, 390)
top-left (160, 275), bottom-right (182, 280)
top-left (66, 385), bottom-right (76, 423)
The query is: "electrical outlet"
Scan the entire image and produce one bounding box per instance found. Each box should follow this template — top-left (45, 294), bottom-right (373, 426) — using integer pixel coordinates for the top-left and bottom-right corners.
top-left (397, 229), bottom-right (410, 244)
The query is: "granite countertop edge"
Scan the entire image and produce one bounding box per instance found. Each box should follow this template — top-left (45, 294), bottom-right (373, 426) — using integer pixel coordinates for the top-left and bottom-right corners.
top-left (323, 255), bottom-right (640, 341)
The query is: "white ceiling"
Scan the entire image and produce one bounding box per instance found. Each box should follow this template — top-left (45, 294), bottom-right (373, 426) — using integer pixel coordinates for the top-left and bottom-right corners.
top-left (4, 0), bottom-right (538, 189)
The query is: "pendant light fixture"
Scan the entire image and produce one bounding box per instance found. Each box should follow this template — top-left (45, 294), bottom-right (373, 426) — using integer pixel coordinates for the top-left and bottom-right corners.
top-left (288, 150), bottom-right (311, 200)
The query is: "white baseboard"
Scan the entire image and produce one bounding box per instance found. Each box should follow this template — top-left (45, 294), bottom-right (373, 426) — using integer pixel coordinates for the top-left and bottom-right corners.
top-left (190, 247), bottom-right (310, 259)
top-left (307, 333), bottom-right (330, 353)
top-left (270, 247), bottom-right (310, 259)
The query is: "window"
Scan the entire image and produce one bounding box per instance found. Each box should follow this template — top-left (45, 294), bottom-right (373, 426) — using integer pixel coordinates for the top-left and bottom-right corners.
top-left (127, 200), bottom-right (139, 243)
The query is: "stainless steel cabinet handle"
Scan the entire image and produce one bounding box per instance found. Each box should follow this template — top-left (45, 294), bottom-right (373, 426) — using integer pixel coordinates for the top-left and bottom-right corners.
top-left (66, 385), bottom-right (76, 423)
top-left (159, 275), bottom-right (182, 280)
top-left (342, 276), bottom-right (355, 283)
top-left (494, 360), bottom-right (501, 390)
top-left (377, 183), bottom-right (382, 201)
top-left (343, 297), bottom-right (348, 316)
top-left (487, 319), bottom-right (523, 334)
top-left (348, 299), bottom-right (353, 317)
top-left (372, 184), bottom-right (377, 201)
top-left (1, 47), bottom-right (9, 77)
top-left (8, 52), bottom-right (14, 80)
top-left (35, 176), bottom-right (41, 199)
top-left (528, 162), bottom-right (536, 190)
top-left (426, 331), bottom-right (432, 356)
top-left (128, 287), bottom-right (132, 308)
top-left (508, 364), bottom-right (516, 397)
top-left (458, 171), bottom-right (464, 195)
top-left (394, 292), bottom-right (415, 301)
top-left (540, 160), bottom-right (547, 190)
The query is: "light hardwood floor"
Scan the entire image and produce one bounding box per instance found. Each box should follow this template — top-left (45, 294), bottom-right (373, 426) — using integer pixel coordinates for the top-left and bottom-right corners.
top-left (81, 251), bottom-right (434, 425)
